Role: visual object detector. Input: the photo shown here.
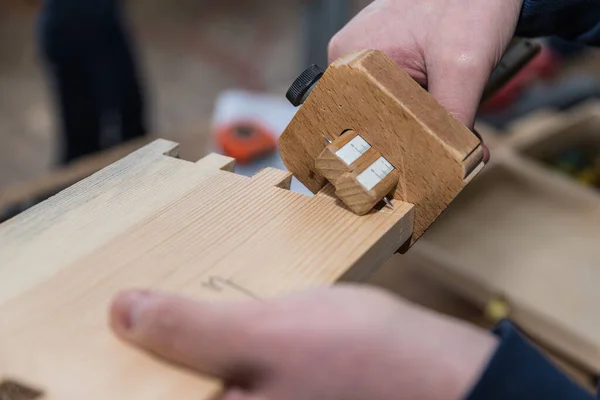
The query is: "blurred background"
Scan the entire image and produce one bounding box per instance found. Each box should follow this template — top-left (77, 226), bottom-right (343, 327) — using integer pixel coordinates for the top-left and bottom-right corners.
top-left (2, 0), bottom-right (600, 391)
top-left (0, 0), bottom-right (370, 188)
top-left (2, 0), bottom-right (600, 194)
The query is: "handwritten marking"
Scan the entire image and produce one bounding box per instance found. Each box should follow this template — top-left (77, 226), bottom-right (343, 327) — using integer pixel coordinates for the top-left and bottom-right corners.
top-left (202, 276), bottom-right (261, 300)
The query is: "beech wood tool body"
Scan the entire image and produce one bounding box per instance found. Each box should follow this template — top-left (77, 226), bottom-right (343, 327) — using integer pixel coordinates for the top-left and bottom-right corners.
top-left (280, 49), bottom-right (485, 244)
top-left (0, 50), bottom-right (490, 399)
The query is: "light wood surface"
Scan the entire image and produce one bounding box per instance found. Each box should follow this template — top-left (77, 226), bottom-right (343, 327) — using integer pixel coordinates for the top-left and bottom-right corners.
top-left (418, 163), bottom-right (600, 371)
top-left (0, 138), bottom-right (152, 218)
top-left (0, 122), bottom-right (210, 221)
top-left (410, 103), bottom-right (600, 373)
top-left (279, 50), bottom-right (485, 243)
top-left (373, 255), bottom-right (597, 393)
top-left (0, 139), bottom-right (414, 399)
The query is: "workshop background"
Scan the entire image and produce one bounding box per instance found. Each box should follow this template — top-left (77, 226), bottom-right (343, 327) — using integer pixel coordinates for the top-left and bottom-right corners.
top-left (0, 0), bottom-right (368, 186)
top-left (2, 0), bottom-right (600, 393)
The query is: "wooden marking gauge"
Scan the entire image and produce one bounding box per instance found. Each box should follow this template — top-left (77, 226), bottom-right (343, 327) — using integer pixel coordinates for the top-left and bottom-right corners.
top-left (280, 49), bottom-right (486, 245)
top-left (0, 47), bottom-right (537, 398)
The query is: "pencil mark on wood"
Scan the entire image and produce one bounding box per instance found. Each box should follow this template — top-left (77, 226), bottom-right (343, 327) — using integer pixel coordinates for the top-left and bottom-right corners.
top-left (202, 276), bottom-right (261, 300)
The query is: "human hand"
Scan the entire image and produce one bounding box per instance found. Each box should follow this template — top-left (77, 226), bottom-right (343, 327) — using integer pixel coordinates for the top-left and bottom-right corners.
top-left (110, 284), bottom-right (497, 400)
top-left (328, 0), bottom-right (524, 129)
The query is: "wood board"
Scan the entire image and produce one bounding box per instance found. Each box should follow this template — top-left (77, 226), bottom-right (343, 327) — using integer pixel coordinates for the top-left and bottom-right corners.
top-left (0, 121), bottom-right (211, 222)
top-left (373, 255), bottom-right (598, 393)
top-left (0, 138), bottom-right (152, 221)
top-left (0, 139), bottom-right (414, 399)
top-left (409, 101), bottom-right (600, 373)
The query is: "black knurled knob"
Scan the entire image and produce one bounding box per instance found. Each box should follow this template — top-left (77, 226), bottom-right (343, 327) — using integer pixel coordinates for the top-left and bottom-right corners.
top-left (286, 64), bottom-right (325, 106)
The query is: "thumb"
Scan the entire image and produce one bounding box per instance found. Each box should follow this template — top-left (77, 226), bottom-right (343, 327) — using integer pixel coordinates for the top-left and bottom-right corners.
top-left (110, 290), bottom-right (263, 382)
top-left (426, 53), bottom-right (494, 129)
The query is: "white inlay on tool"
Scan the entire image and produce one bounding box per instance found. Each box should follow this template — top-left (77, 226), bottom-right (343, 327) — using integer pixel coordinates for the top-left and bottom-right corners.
top-left (335, 135), bottom-right (371, 166)
top-left (356, 157), bottom-right (395, 191)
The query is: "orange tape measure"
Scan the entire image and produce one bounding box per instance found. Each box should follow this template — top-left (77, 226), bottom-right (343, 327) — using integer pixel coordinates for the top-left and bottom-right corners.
top-left (214, 121), bottom-right (277, 164)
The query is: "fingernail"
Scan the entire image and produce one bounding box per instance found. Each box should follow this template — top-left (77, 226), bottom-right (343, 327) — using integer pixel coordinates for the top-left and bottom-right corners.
top-left (112, 290), bottom-right (153, 332)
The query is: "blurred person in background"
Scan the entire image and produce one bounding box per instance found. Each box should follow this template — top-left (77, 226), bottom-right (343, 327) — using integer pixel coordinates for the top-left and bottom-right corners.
top-left (37, 0), bottom-right (147, 165)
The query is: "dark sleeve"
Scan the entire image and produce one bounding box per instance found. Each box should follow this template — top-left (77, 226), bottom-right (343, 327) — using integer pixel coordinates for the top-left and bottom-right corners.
top-left (516, 0), bottom-right (600, 45)
top-left (466, 320), bottom-right (597, 400)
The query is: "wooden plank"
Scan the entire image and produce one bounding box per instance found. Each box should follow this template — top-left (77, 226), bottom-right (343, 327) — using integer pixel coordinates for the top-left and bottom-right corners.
top-left (394, 101), bottom-right (600, 372)
top-left (504, 101), bottom-right (600, 151)
top-left (413, 158), bottom-right (600, 372)
top-left (0, 138), bottom-right (152, 219)
top-left (279, 50), bottom-right (484, 242)
top-left (373, 254), bottom-right (598, 394)
top-left (413, 104), bottom-right (600, 373)
top-left (371, 254), bottom-right (484, 323)
top-left (0, 139), bottom-right (414, 399)
top-left (0, 122), bottom-right (211, 222)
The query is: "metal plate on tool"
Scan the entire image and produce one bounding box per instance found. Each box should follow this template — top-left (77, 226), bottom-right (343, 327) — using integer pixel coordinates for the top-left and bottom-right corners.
top-left (335, 135), bottom-right (371, 166)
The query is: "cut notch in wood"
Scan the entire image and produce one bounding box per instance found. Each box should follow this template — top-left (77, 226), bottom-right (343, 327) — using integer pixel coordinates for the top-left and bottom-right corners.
top-left (194, 153), bottom-right (237, 172)
top-left (250, 168), bottom-right (293, 190)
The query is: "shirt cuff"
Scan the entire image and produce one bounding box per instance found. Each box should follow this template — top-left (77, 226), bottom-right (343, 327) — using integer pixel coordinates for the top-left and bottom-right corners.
top-left (520, 0), bottom-right (579, 18)
top-left (465, 320), bottom-right (595, 400)
top-left (516, 0), bottom-right (600, 44)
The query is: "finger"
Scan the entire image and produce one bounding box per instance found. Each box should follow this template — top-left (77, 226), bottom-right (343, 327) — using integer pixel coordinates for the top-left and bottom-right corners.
top-left (426, 52), bottom-right (494, 129)
top-left (110, 290), bottom-right (262, 381)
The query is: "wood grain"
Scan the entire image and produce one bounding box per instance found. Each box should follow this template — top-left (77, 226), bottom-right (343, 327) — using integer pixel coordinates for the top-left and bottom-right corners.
top-left (315, 130), bottom-right (399, 215)
top-left (0, 138), bottom-right (152, 220)
top-left (279, 50), bottom-right (484, 242)
top-left (0, 121), bottom-right (211, 222)
top-left (416, 160), bottom-right (600, 372)
top-left (0, 139), bottom-right (414, 399)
